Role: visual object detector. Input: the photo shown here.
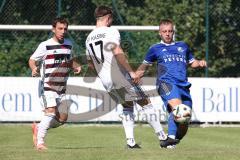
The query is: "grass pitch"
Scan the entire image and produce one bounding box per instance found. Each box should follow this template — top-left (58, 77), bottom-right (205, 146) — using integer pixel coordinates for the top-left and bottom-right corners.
top-left (0, 124), bottom-right (239, 160)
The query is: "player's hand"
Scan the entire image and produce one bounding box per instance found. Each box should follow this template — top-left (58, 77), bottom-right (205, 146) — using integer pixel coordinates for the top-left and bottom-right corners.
top-left (135, 70), bottom-right (144, 79)
top-left (198, 60), bottom-right (207, 68)
top-left (73, 66), bottom-right (81, 74)
top-left (88, 62), bottom-right (95, 70)
top-left (31, 67), bottom-right (39, 77)
top-left (129, 72), bottom-right (140, 84)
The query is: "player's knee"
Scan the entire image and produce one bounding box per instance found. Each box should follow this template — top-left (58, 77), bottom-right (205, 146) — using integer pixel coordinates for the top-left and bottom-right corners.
top-left (58, 113), bottom-right (68, 123)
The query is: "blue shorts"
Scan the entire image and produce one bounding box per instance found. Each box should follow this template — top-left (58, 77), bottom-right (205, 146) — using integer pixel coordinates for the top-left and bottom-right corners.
top-left (157, 82), bottom-right (192, 112)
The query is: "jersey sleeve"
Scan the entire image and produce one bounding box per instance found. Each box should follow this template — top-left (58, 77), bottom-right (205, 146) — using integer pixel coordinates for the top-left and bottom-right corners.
top-left (67, 39), bottom-right (74, 60)
top-left (110, 28), bottom-right (121, 46)
top-left (143, 46), bottom-right (157, 65)
top-left (186, 44), bottom-right (195, 64)
top-left (30, 42), bottom-right (46, 61)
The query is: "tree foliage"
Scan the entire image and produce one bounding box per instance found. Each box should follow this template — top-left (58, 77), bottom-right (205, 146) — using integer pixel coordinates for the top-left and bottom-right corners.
top-left (0, 0), bottom-right (239, 77)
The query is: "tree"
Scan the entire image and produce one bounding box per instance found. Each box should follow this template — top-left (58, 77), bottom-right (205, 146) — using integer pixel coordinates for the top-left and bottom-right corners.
top-left (0, 0), bottom-right (239, 77)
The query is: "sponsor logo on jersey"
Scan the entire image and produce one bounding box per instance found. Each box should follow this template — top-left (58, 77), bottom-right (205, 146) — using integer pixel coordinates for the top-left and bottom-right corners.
top-left (177, 47), bottom-right (184, 52)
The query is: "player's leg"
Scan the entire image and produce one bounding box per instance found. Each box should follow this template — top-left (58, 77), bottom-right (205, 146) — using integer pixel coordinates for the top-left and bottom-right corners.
top-left (167, 98), bottom-right (182, 139)
top-left (123, 78), bottom-right (167, 144)
top-left (109, 89), bottom-right (140, 149)
top-left (159, 102), bottom-right (181, 148)
top-left (157, 83), bottom-right (181, 148)
top-left (125, 79), bottom-right (167, 142)
top-left (136, 98), bottom-right (167, 141)
top-left (121, 102), bottom-right (141, 149)
top-left (176, 123), bottom-right (188, 140)
top-left (176, 87), bottom-right (192, 140)
top-left (34, 107), bottom-right (57, 150)
top-left (34, 92), bottom-right (63, 150)
top-left (56, 94), bottom-right (71, 124)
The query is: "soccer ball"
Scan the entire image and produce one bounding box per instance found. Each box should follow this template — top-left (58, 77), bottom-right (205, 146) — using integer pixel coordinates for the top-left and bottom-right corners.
top-left (172, 104), bottom-right (192, 124)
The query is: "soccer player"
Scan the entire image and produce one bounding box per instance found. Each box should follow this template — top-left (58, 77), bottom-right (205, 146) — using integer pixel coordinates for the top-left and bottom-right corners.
top-left (29, 17), bottom-right (81, 150)
top-left (136, 19), bottom-right (207, 148)
top-left (85, 6), bottom-right (167, 149)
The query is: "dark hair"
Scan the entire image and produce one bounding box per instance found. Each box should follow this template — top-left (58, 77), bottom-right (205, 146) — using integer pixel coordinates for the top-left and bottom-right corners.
top-left (52, 17), bottom-right (69, 28)
top-left (159, 19), bottom-right (174, 26)
top-left (94, 6), bottom-right (113, 19)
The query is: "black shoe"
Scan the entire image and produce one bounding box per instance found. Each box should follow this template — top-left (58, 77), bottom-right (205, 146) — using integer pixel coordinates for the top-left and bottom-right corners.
top-left (127, 143), bottom-right (141, 149)
top-left (160, 137), bottom-right (180, 148)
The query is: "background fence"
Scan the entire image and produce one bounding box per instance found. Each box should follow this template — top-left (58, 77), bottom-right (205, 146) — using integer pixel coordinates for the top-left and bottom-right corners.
top-left (0, 0), bottom-right (239, 77)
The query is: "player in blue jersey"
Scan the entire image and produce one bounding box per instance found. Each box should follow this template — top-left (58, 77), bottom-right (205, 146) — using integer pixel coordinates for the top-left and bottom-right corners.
top-left (136, 19), bottom-right (207, 148)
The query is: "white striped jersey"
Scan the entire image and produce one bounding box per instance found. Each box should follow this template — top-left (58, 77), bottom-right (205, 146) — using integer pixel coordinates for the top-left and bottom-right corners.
top-left (86, 26), bottom-right (130, 91)
top-left (30, 38), bottom-right (73, 94)
top-left (86, 27), bottom-right (148, 101)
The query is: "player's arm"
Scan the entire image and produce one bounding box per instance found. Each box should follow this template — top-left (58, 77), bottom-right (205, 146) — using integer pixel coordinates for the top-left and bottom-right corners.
top-left (113, 45), bottom-right (133, 73)
top-left (190, 59), bottom-right (207, 68)
top-left (187, 46), bottom-right (207, 69)
top-left (113, 45), bottom-right (139, 83)
top-left (135, 63), bottom-right (151, 79)
top-left (70, 57), bottom-right (81, 74)
top-left (29, 42), bottom-right (46, 77)
top-left (87, 59), bottom-right (95, 70)
top-left (28, 58), bottom-right (39, 77)
top-left (135, 46), bottom-right (155, 79)
top-left (86, 52), bottom-right (95, 70)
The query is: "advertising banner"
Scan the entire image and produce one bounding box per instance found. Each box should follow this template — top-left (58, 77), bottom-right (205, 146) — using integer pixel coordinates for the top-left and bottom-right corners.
top-left (0, 77), bottom-right (239, 122)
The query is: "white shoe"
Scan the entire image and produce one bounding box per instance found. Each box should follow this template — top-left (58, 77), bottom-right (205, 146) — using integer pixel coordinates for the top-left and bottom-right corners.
top-left (167, 145), bottom-right (176, 149)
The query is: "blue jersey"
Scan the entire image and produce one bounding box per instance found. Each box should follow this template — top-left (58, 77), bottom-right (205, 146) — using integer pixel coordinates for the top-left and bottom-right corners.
top-left (144, 41), bottom-right (195, 87)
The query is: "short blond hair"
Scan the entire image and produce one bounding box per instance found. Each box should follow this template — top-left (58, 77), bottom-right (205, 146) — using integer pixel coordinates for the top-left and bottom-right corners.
top-left (159, 19), bottom-right (174, 26)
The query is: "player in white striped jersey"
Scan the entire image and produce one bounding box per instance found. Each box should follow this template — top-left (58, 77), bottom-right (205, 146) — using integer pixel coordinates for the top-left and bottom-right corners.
top-left (29, 17), bottom-right (81, 150)
top-left (86, 6), bottom-right (167, 149)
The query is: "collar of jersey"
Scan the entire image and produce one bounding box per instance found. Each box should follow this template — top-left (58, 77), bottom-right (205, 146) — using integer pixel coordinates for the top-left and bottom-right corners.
top-left (160, 40), bottom-right (175, 46)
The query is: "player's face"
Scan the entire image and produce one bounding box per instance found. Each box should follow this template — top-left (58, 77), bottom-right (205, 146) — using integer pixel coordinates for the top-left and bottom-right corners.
top-left (52, 22), bottom-right (68, 43)
top-left (159, 24), bottom-right (174, 44)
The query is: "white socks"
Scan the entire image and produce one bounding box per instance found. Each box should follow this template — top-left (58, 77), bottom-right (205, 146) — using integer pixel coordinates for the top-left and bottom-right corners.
top-left (37, 115), bottom-right (52, 145)
top-left (122, 108), bottom-right (136, 146)
top-left (121, 104), bottom-right (167, 146)
top-left (141, 104), bottom-right (167, 140)
top-left (156, 131), bottom-right (167, 140)
top-left (168, 135), bottom-right (176, 139)
top-left (37, 114), bottom-right (62, 145)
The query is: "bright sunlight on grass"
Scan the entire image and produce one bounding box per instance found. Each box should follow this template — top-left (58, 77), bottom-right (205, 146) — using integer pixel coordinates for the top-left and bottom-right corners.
top-left (0, 124), bottom-right (239, 160)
